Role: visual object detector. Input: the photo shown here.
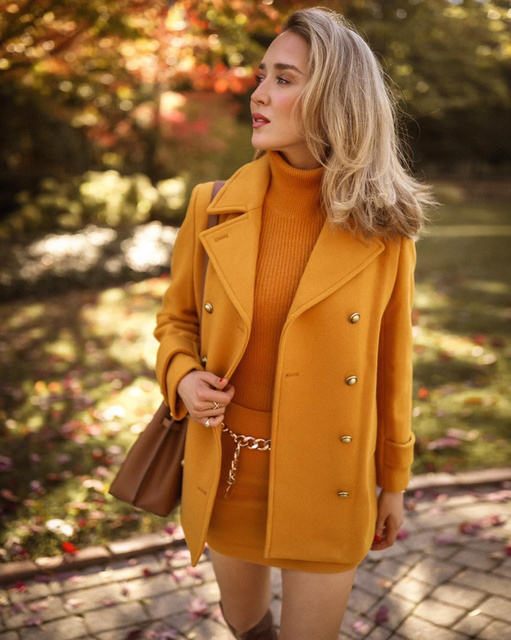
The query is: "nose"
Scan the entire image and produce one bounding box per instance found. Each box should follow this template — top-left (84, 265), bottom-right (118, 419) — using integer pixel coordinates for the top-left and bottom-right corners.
top-left (251, 80), bottom-right (269, 106)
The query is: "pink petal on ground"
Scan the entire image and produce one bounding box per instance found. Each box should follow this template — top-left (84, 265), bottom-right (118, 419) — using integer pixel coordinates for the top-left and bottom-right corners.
top-left (170, 569), bottom-right (185, 584)
top-left (64, 598), bottom-right (83, 611)
top-left (101, 599), bottom-right (116, 607)
top-left (186, 566), bottom-right (204, 580)
top-left (24, 617), bottom-right (43, 627)
top-left (434, 533), bottom-right (457, 545)
top-left (352, 620), bottom-right (371, 635)
top-left (187, 596), bottom-right (210, 619)
top-left (28, 601), bottom-right (49, 613)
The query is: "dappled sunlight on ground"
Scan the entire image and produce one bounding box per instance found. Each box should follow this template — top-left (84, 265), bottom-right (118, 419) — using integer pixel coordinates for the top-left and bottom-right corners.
top-left (0, 278), bottom-right (176, 561)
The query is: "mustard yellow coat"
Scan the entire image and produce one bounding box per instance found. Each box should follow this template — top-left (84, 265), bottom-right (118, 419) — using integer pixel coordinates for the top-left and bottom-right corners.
top-left (154, 154), bottom-right (416, 568)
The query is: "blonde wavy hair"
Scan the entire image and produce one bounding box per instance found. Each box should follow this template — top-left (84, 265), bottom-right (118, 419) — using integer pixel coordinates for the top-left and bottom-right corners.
top-left (256, 7), bottom-right (433, 238)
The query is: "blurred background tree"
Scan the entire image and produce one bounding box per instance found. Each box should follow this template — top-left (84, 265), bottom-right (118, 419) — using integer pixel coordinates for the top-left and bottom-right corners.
top-left (0, 0), bottom-right (510, 225)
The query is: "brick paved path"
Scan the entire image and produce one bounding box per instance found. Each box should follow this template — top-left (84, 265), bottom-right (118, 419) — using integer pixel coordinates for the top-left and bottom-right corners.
top-left (1, 479), bottom-right (510, 640)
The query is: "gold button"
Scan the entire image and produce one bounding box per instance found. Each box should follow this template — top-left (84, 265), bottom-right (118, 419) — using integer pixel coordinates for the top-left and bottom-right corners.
top-left (201, 355), bottom-right (208, 365)
top-left (337, 491), bottom-right (349, 498)
top-left (345, 376), bottom-right (358, 386)
top-left (204, 302), bottom-right (214, 314)
top-left (349, 313), bottom-right (361, 324)
top-left (340, 435), bottom-right (352, 443)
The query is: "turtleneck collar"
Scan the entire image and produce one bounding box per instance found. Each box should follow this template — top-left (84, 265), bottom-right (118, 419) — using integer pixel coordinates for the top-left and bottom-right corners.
top-left (266, 151), bottom-right (324, 217)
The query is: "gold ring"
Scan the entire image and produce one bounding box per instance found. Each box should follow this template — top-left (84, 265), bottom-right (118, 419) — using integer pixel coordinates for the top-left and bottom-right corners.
top-left (212, 401), bottom-right (220, 410)
top-left (205, 418), bottom-right (211, 427)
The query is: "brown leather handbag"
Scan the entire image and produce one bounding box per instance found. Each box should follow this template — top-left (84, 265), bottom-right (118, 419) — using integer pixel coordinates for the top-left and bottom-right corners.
top-left (109, 180), bottom-right (225, 517)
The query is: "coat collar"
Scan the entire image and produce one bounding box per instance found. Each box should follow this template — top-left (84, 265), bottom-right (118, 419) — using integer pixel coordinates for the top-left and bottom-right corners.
top-left (200, 154), bottom-right (385, 326)
top-left (206, 154), bottom-right (271, 216)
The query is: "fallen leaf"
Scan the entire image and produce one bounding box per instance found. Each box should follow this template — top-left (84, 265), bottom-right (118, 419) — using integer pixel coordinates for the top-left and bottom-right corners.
top-left (62, 541), bottom-right (78, 554)
top-left (29, 601), bottom-right (49, 613)
top-left (187, 596), bottom-right (210, 619)
top-left (24, 617), bottom-right (43, 628)
top-left (352, 619), bottom-right (371, 635)
top-left (64, 598), bottom-right (83, 611)
top-left (374, 605), bottom-right (389, 625)
top-left (186, 566), bottom-right (204, 580)
top-left (434, 533), bottom-right (457, 546)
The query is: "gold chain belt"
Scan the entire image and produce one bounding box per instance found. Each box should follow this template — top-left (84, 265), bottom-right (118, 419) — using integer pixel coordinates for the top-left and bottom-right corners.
top-left (221, 424), bottom-right (271, 497)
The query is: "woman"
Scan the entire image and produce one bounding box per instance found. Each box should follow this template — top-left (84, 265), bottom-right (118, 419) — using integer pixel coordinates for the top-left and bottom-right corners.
top-left (154, 7), bottom-right (432, 640)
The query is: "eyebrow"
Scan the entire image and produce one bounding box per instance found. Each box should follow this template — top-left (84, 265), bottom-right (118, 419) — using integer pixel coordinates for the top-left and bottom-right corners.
top-left (258, 62), bottom-right (304, 75)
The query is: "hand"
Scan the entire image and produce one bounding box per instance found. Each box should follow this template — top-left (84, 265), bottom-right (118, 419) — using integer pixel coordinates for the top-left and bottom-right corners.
top-left (371, 490), bottom-right (404, 551)
top-left (177, 371), bottom-right (235, 428)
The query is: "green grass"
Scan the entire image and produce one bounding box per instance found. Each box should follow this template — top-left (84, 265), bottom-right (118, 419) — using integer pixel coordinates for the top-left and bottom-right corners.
top-left (0, 180), bottom-right (510, 561)
top-left (412, 182), bottom-right (511, 474)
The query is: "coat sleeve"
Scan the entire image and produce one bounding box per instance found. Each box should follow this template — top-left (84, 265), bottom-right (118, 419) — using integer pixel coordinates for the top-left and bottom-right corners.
top-left (375, 236), bottom-right (416, 492)
top-left (153, 183), bottom-right (213, 420)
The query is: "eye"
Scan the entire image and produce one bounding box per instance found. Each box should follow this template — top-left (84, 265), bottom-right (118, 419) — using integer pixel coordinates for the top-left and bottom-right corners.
top-left (276, 76), bottom-right (290, 85)
top-left (254, 74), bottom-right (265, 85)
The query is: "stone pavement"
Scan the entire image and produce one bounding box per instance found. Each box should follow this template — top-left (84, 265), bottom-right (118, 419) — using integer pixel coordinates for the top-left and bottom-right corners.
top-left (1, 471), bottom-right (510, 640)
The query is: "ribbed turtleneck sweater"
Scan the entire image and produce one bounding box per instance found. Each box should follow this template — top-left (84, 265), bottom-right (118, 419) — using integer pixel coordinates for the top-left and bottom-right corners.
top-left (230, 151), bottom-right (325, 412)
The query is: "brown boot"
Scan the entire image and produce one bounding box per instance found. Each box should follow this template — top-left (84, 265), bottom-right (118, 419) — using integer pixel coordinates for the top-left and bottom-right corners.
top-left (220, 603), bottom-right (278, 640)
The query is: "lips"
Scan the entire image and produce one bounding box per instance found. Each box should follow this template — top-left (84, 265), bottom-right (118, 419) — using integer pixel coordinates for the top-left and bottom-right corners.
top-left (252, 112), bottom-right (270, 128)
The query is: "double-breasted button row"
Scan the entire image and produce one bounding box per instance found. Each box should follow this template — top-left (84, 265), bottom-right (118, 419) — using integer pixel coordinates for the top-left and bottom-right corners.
top-left (346, 313), bottom-right (360, 387)
top-left (338, 432), bottom-right (352, 497)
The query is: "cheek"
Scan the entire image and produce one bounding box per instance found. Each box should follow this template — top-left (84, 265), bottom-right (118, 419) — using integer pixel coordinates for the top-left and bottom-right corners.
top-left (277, 94), bottom-right (303, 133)
top-left (279, 93), bottom-right (300, 117)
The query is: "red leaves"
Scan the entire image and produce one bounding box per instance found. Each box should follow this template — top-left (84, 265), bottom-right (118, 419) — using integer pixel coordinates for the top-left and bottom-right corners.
top-left (374, 605), bottom-right (390, 625)
top-left (459, 514), bottom-right (506, 536)
top-left (62, 541), bottom-right (78, 554)
top-left (418, 386), bottom-right (429, 400)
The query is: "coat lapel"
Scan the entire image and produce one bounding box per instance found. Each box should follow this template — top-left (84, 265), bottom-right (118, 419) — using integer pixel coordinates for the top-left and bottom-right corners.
top-left (286, 223), bottom-right (385, 322)
top-left (199, 155), bottom-right (270, 327)
top-left (199, 153), bottom-right (385, 327)
top-left (200, 211), bottom-right (261, 326)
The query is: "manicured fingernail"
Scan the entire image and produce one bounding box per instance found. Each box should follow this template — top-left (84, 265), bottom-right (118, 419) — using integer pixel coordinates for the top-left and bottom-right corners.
top-left (219, 378), bottom-right (226, 383)
top-left (373, 535), bottom-right (381, 544)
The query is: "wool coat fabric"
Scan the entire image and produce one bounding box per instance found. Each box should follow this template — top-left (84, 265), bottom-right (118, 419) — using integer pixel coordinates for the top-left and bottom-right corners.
top-left (154, 154), bottom-right (416, 568)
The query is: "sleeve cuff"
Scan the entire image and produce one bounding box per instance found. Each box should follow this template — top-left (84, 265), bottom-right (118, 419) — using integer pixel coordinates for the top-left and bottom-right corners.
top-left (377, 435), bottom-right (415, 492)
top-left (163, 353), bottom-right (202, 420)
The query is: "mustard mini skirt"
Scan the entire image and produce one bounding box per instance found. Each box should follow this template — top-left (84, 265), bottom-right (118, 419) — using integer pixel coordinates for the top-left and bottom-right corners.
top-left (206, 402), bottom-right (358, 573)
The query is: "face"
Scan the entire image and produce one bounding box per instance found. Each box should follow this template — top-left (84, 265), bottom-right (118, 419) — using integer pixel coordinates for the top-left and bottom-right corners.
top-left (251, 31), bottom-right (319, 170)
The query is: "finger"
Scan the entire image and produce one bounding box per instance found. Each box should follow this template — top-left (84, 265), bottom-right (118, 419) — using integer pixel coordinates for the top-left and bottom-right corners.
top-left (200, 372), bottom-right (229, 390)
top-left (203, 414), bottom-right (224, 428)
top-left (384, 518), bottom-right (400, 547)
top-left (201, 386), bottom-right (235, 412)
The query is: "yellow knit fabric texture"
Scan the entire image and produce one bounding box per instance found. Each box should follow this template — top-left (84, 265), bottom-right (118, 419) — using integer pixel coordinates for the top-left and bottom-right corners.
top-left (231, 151), bottom-right (325, 411)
